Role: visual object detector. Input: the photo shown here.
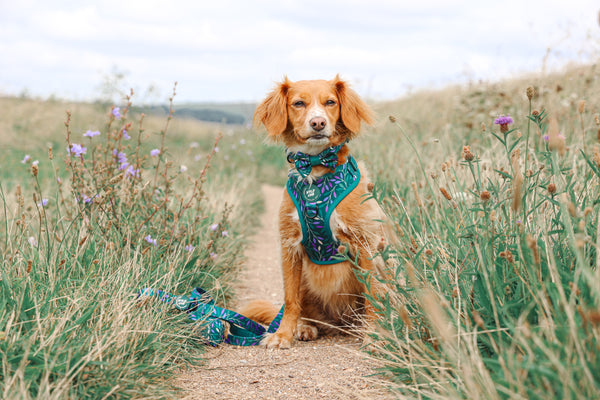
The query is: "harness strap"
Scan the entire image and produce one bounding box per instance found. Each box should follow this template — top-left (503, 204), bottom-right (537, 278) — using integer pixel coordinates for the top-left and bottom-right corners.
top-left (138, 287), bottom-right (284, 346)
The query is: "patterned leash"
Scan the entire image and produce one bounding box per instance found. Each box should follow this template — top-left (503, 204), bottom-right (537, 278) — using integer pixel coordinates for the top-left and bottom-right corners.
top-left (138, 287), bottom-right (284, 346)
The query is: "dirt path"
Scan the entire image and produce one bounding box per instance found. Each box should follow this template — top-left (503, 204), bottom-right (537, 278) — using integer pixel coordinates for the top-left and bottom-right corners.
top-left (175, 184), bottom-right (389, 399)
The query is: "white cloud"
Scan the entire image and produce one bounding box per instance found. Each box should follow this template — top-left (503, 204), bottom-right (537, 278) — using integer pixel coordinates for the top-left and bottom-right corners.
top-left (0, 0), bottom-right (598, 102)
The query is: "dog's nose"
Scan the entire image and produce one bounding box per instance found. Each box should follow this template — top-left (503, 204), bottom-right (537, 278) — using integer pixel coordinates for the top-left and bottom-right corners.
top-left (310, 117), bottom-right (326, 132)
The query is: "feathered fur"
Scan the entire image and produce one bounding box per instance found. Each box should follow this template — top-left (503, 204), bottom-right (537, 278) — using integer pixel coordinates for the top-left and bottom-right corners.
top-left (242, 76), bottom-right (385, 348)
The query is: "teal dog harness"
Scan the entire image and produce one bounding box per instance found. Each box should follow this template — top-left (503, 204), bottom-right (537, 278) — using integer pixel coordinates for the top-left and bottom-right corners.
top-left (286, 144), bottom-right (361, 265)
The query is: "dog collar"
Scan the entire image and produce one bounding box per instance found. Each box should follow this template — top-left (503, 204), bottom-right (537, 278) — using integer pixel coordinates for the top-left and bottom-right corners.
top-left (286, 142), bottom-right (346, 178)
top-left (286, 154), bottom-right (360, 265)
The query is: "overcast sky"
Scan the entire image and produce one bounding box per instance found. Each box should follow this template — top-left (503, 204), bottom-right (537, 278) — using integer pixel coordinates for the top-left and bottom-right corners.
top-left (1, 0), bottom-right (598, 103)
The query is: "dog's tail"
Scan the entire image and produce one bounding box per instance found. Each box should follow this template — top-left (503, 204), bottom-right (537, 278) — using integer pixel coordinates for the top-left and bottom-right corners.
top-left (238, 299), bottom-right (281, 325)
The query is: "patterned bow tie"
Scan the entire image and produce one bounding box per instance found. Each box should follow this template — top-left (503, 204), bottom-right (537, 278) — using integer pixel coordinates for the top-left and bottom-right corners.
top-left (287, 143), bottom-right (345, 178)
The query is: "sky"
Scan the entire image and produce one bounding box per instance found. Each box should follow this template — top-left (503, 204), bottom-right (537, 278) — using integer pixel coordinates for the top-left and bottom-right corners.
top-left (0, 0), bottom-right (599, 104)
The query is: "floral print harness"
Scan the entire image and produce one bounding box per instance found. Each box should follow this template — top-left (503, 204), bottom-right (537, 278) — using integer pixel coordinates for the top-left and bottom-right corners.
top-left (286, 150), bottom-right (361, 265)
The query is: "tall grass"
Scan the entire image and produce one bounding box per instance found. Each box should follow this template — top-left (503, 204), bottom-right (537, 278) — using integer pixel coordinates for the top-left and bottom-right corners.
top-left (363, 64), bottom-right (600, 398)
top-left (0, 88), bottom-right (268, 399)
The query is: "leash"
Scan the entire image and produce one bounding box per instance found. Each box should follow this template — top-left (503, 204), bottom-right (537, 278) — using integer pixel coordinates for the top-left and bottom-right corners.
top-left (138, 287), bottom-right (284, 346)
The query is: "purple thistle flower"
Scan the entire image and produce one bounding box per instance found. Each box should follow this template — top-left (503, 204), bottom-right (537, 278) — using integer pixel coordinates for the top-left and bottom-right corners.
top-left (68, 143), bottom-right (87, 158)
top-left (84, 130), bottom-right (100, 138)
top-left (145, 235), bottom-right (157, 246)
top-left (112, 107), bottom-right (121, 120)
top-left (150, 149), bottom-right (160, 157)
top-left (494, 115), bottom-right (514, 125)
top-left (494, 115), bottom-right (514, 133)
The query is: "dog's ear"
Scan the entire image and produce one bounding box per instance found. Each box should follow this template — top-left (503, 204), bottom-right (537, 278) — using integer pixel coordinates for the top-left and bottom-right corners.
top-left (253, 77), bottom-right (291, 139)
top-left (332, 75), bottom-right (374, 134)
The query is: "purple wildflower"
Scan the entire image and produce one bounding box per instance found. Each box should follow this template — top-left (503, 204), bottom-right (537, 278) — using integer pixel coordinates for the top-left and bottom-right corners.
top-left (145, 235), bottom-right (157, 246)
top-left (221, 231), bottom-right (229, 237)
top-left (210, 252), bottom-right (218, 260)
top-left (125, 165), bottom-right (140, 178)
top-left (68, 143), bottom-right (87, 158)
top-left (122, 129), bottom-right (131, 140)
top-left (494, 115), bottom-right (514, 125)
top-left (38, 198), bottom-right (48, 207)
top-left (150, 149), bottom-right (160, 157)
top-left (494, 115), bottom-right (514, 133)
top-left (112, 107), bottom-right (121, 120)
top-left (185, 244), bottom-right (195, 252)
top-left (84, 130), bottom-right (100, 138)
top-left (543, 135), bottom-right (550, 142)
top-left (210, 223), bottom-right (219, 231)
top-left (21, 154), bottom-right (31, 164)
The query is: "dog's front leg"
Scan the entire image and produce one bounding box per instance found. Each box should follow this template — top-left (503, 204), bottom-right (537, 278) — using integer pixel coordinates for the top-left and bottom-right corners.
top-left (262, 249), bottom-right (303, 349)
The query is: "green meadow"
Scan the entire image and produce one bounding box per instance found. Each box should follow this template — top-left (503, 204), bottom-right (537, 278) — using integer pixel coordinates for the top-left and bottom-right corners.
top-left (1, 63), bottom-right (600, 399)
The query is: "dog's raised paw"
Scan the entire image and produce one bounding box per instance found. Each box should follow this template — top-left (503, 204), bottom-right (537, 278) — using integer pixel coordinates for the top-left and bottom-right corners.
top-left (261, 332), bottom-right (292, 349)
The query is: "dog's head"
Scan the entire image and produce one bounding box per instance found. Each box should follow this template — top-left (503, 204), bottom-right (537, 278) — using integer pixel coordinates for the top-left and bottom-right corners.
top-left (253, 75), bottom-right (374, 155)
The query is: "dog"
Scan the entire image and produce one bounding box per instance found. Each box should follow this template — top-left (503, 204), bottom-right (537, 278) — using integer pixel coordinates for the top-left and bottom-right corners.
top-left (240, 75), bottom-right (387, 349)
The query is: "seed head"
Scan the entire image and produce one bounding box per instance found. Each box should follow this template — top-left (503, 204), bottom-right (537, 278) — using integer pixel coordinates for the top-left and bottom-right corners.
top-left (547, 183), bottom-right (557, 194)
top-left (472, 311), bottom-right (484, 328)
top-left (462, 145), bottom-right (474, 161)
top-left (31, 164), bottom-right (38, 177)
top-left (388, 115), bottom-right (397, 123)
top-left (399, 305), bottom-right (411, 328)
top-left (526, 86), bottom-right (535, 100)
top-left (547, 116), bottom-right (566, 156)
top-left (532, 110), bottom-right (540, 117)
top-left (526, 234), bottom-right (541, 265)
top-left (480, 190), bottom-right (491, 202)
top-left (439, 187), bottom-right (452, 201)
top-left (578, 100), bottom-right (586, 114)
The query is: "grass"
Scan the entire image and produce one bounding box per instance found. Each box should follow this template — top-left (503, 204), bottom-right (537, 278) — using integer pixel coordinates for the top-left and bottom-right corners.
top-left (1, 62), bottom-right (599, 398)
top-left (0, 88), bottom-right (278, 399)
top-left (359, 63), bottom-right (600, 399)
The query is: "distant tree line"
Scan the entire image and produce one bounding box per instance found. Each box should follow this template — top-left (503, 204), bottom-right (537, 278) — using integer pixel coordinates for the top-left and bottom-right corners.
top-left (131, 105), bottom-right (246, 125)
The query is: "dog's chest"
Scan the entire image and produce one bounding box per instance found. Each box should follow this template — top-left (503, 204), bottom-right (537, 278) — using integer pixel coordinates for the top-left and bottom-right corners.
top-left (286, 156), bottom-right (360, 265)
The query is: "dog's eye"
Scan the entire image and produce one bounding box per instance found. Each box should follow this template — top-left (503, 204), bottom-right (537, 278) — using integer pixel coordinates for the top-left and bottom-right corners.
top-left (293, 101), bottom-right (305, 107)
top-left (325, 100), bottom-right (336, 106)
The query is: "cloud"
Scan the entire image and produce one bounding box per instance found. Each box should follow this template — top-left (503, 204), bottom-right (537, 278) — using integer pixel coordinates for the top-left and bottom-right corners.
top-left (0, 0), bottom-right (598, 102)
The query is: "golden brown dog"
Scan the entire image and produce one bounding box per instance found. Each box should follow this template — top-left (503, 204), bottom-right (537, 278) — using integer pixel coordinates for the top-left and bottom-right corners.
top-left (241, 75), bottom-right (386, 349)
